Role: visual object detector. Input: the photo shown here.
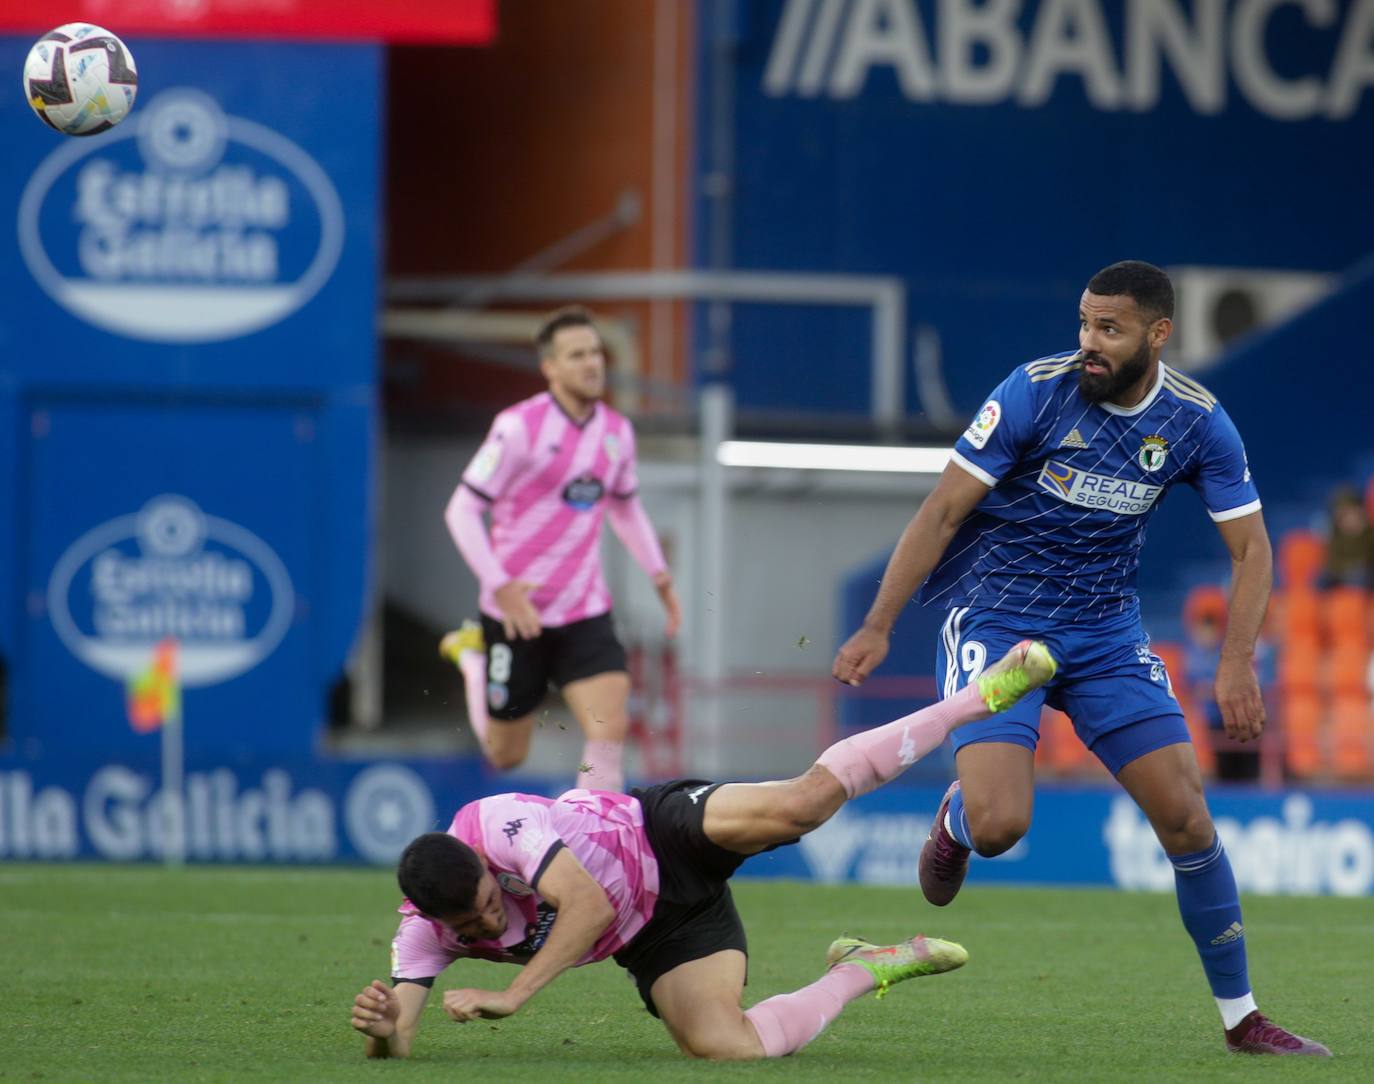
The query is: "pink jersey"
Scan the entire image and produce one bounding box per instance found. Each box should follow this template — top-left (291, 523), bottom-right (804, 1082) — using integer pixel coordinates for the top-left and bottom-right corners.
top-left (390, 790), bottom-right (660, 982)
top-left (459, 393), bottom-right (647, 627)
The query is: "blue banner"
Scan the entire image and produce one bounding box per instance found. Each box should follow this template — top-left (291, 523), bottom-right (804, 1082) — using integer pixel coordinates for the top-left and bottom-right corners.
top-left (0, 41), bottom-right (381, 763)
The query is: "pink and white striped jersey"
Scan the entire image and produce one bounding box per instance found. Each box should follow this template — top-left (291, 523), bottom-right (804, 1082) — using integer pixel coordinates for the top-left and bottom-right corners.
top-left (390, 790), bottom-right (660, 982)
top-left (459, 392), bottom-right (658, 627)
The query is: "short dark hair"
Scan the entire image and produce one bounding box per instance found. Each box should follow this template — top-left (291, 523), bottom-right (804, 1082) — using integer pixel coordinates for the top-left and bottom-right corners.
top-left (536, 305), bottom-right (596, 355)
top-left (397, 833), bottom-right (486, 918)
top-left (1086, 260), bottom-right (1175, 321)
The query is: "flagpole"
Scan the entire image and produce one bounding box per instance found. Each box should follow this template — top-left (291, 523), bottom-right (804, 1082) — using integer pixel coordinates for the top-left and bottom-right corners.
top-left (162, 646), bottom-right (185, 870)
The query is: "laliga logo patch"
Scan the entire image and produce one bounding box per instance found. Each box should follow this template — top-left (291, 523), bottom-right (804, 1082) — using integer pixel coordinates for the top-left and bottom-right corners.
top-left (498, 873), bottom-right (533, 897)
top-left (963, 400), bottom-right (1001, 449)
top-left (1137, 435), bottom-right (1169, 473)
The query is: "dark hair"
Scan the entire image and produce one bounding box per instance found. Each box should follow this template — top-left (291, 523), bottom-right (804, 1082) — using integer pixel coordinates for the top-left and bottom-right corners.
top-left (536, 305), bottom-right (596, 355)
top-left (397, 833), bottom-right (486, 918)
top-left (1086, 260), bottom-right (1175, 321)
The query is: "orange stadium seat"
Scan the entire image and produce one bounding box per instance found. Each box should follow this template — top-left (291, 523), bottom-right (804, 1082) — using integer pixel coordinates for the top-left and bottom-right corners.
top-left (1322, 587), bottom-right (1370, 644)
top-left (1330, 694), bottom-right (1373, 779)
top-left (1035, 708), bottom-right (1096, 775)
top-left (1183, 585), bottom-right (1228, 629)
top-left (1278, 641), bottom-right (1321, 695)
top-left (1276, 588), bottom-right (1320, 644)
top-left (1277, 530), bottom-right (1326, 589)
top-left (1280, 692), bottom-right (1325, 778)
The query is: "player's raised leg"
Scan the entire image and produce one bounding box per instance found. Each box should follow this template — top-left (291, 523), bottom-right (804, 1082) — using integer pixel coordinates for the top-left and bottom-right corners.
top-left (441, 620), bottom-right (492, 745)
top-left (562, 671), bottom-right (630, 792)
top-left (702, 640), bottom-right (1056, 855)
top-left (1116, 741), bottom-right (1330, 1056)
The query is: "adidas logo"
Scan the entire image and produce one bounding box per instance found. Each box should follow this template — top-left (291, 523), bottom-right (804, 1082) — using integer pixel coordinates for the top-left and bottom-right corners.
top-left (1210, 921), bottom-right (1245, 945)
top-left (1059, 428), bottom-right (1089, 449)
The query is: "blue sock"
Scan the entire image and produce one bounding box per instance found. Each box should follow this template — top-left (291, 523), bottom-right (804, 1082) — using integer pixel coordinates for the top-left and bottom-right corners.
top-left (945, 787), bottom-right (975, 850)
top-left (1170, 835), bottom-right (1250, 999)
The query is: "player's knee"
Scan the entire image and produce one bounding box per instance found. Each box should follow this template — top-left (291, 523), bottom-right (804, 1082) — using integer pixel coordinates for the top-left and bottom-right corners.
top-left (1154, 805), bottom-right (1214, 854)
top-left (968, 809), bottom-right (1029, 857)
top-left (680, 1022), bottom-right (763, 1060)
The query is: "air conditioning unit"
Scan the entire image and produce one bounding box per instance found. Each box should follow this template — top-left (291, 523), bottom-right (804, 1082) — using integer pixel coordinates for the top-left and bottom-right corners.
top-left (1168, 266), bottom-right (1333, 372)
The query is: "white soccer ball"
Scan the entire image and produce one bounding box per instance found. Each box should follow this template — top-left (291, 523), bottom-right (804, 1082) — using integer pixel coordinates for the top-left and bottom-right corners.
top-left (23, 23), bottom-right (138, 136)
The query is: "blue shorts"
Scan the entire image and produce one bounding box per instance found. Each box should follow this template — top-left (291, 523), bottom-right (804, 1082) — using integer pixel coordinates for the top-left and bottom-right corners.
top-left (935, 606), bottom-right (1190, 776)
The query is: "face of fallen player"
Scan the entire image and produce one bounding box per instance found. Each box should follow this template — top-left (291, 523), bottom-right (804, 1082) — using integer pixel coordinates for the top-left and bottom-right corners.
top-left (1077, 291), bottom-right (1171, 406)
top-left (542, 324), bottom-right (606, 410)
top-left (441, 871), bottom-right (509, 940)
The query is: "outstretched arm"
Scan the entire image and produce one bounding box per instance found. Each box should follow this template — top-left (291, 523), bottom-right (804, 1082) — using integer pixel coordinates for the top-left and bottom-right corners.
top-left (442, 849), bottom-right (615, 1023)
top-left (1213, 510), bottom-right (1273, 742)
top-left (351, 978), bottom-right (430, 1058)
top-left (832, 462), bottom-right (991, 686)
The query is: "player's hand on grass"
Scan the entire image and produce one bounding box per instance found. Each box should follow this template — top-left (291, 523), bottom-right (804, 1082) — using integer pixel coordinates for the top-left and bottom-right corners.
top-left (833, 625), bottom-right (889, 686)
top-left (654, 573), bottom-right (681, 639)
top-left (1215, 655), bottom-right (1265, 742)
top-left (442, 987), bottom-right (522, 1022)
top-left (495, 580), bottom-right (542, 639)
top-left (350, 979), bottom-right (400, 1038)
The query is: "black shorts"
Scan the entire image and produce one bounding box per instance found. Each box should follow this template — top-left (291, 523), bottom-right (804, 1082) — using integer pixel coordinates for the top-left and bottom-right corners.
top-left (480, 612), bottom-right (627, 720)
top-left (614, 779), bottom-right (754, 1017)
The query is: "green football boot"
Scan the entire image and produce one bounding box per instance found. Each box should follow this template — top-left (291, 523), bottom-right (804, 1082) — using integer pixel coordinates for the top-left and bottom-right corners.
top-left (975, 639), bottom-right (1057, 714)
top-left (824, 934), bottom-right (969, 999)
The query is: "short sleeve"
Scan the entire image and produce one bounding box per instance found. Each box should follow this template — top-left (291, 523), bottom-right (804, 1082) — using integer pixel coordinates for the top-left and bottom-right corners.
top-left (478, 796), bottom-right (567, 888)
top-left (461, 411), bottom-right (529, 502)
top-left (610, 422), bottom-right (639, 499)
top-left (950, 367), bottom-right (1040, 486)
top-left (1189, 406), bottom-right (1262, 522)
top-left (391, 913), bottom-right (461, 983)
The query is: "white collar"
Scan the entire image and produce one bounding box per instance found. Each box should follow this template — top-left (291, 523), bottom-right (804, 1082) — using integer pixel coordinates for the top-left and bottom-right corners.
top-left (1098, 362), bottom-right (1165, 416)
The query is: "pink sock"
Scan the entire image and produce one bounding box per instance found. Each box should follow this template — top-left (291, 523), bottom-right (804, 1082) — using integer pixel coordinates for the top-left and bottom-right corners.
top-left (744, 964), bottom-right (875, 1057)
top-left (458, 650), bottom-right (490, 745)
top-left (577, 740), bottom-right (625, 792)
top-left (817, 683), bottom-right (989, 799)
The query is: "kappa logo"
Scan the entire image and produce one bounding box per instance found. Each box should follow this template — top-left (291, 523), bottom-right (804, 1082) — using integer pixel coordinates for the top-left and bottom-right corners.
top-left (502, 818), bottom-right (525, 841)
top-left (897, 725), bottom-right (918, 767)
top-left (1059, 428), bottom-right (1089, 450)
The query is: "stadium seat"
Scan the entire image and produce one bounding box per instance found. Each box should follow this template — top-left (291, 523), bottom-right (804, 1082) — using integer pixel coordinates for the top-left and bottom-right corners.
top-left (1277, 530), bottom-right (1326, 589)
top-left (1183, 585), bottom-right (1228, 629)
top-left (1280, 692), bottom-right (1325, 778)
top-left (1330, 694), bottom-right (1372, 778)
top-left (1278, 640), bottom-right (1321, 695)
top-left (1322, 587), bottom-right (1370, 644)
top-left (1276, 588), bottom-right (1320, 645)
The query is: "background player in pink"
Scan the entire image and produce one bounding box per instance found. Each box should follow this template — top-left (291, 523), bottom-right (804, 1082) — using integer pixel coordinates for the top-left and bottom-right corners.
top-left (442, 307), bottom-right (681, 792)
top-left (348, 640), bottom-right (1057, 1060)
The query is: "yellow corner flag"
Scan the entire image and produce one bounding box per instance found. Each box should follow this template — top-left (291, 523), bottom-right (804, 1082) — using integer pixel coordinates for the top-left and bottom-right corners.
top-left (127, 639), bottom-right (181, 733)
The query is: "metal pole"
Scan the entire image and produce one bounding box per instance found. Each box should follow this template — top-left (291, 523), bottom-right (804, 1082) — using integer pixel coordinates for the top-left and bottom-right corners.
top-left (162, 706), bottom-right (185, 868)
top-left (697, 383), bottom-right (733, 776)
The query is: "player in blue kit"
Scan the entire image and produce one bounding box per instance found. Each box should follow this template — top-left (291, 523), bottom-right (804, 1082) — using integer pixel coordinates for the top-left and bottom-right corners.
top-left (833, 261), bottom-right (1329, 1057)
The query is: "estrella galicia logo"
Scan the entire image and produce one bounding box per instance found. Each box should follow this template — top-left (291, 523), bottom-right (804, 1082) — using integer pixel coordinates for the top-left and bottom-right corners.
top-left (47, 495), bottom-right (294, 686)
top-left (562, 475), bottom-right (604, 511)
top-left (345, 765), bottom-right (436, 865)
top-left (18, 89), bottom-right (344, 342)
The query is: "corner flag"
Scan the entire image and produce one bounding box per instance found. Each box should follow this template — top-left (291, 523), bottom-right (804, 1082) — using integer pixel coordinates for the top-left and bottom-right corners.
top-left (127, 639), bottom-right (181, 733)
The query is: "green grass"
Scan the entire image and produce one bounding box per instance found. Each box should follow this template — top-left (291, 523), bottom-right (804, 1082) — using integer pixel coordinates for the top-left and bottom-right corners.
top-left (2, 865), bottom-right (1367, 1081)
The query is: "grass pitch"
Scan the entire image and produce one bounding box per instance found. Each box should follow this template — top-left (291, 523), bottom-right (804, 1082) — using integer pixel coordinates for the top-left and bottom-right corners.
top-left (3, 864), bottom-right (1367, 1082)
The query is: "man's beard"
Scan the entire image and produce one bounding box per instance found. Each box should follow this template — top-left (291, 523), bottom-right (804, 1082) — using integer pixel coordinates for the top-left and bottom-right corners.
top-left (1078, 337), bottom-right (1152, 403)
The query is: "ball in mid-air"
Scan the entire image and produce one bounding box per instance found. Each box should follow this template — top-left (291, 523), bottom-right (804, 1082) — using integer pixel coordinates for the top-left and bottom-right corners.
top-left (23, 23), bottom-right (138, 136)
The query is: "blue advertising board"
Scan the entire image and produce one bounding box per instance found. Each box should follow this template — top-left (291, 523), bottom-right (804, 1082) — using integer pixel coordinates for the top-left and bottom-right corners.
top-left (3, 756), bottom-right (1370, 898)
top-left (695, 0), bottom-right (1374, 416)
top-left (0, 41), bottom-right (381, 764)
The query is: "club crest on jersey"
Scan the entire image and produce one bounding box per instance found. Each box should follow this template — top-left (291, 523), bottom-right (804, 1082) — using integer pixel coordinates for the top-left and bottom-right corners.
top-left (562, 475), bottom-right (605, 510)
top-left (963, 399), bottom-right (1001, 449)
top-left (1137, 435), bottom-right (1169, 473)
top-left (498, 873), bottom-right (534, 897)
top-left (1038, 460), bottom-right (1163, 515)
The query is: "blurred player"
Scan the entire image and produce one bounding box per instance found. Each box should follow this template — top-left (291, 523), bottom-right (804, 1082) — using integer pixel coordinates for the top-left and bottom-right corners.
top-left (834, 261), bottom-right (1328, 1056)
top-left (349, 640), bottom-right (1056, 1060)
top-left (442, 307), bottom-right (680, 792)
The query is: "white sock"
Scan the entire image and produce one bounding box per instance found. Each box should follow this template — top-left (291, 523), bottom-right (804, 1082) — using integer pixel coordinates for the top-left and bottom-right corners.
top-left (1217, 992), bottom-right (1258, 1030)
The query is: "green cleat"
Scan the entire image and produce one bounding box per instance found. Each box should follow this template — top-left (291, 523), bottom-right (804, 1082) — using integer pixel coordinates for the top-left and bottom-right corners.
top-left (975, 639), bottom-right (1057, 714)
top-left (439, 619), bottom-right (485, 668)
top-left (825, 935), bottom-right (968, 999)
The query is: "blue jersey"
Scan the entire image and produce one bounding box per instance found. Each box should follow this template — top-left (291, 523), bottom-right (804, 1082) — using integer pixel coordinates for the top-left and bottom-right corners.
top-left (920, 351), bottom-right (1261, 622)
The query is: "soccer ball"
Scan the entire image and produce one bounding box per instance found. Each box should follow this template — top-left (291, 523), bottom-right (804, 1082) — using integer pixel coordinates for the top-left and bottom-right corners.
top-left (23, 23), bottom-right (138, 136)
